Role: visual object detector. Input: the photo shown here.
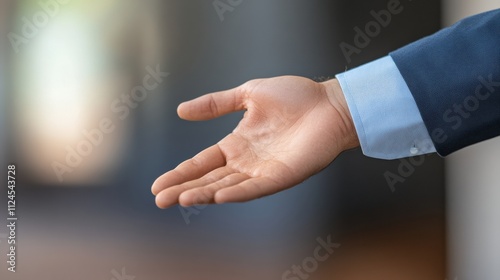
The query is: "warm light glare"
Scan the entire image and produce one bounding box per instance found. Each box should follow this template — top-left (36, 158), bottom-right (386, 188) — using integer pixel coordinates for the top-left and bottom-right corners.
top-left (30, 14), bottom-right (94, 140)
top-left (16, 8), bottom-right (127, 185)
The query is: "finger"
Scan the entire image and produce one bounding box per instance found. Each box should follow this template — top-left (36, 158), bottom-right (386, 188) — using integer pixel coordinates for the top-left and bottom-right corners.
top-left (155, 167), bottom-right (233, 209)
top-left (177, 87), bottom-right (246, 121)
top-left (178, 173), bottom-right (251, 207)
top-left (213, 177), bottom-right (285, 204)
top-left (151, 145), bottom-right (225, 196)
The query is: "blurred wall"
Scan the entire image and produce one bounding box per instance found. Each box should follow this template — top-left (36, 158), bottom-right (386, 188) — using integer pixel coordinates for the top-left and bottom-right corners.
top-left (444, 2), bottom-right (500, 279)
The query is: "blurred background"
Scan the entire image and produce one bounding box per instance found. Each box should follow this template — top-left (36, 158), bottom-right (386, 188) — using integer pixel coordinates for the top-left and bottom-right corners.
top-left (0, 0), bottom-right (497, 279)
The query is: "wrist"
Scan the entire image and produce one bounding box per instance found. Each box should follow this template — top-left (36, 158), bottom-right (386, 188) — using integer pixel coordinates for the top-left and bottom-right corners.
top-left (321, 79), bottom-right (360, 150)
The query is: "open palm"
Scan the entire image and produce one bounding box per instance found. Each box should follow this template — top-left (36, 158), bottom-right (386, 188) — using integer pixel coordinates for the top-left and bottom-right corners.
top-left (152, 76), bottom-right (358, 208)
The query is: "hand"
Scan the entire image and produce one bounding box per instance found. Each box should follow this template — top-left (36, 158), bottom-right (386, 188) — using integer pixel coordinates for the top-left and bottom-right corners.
top-left (151, 76), bottom-right (359, 208)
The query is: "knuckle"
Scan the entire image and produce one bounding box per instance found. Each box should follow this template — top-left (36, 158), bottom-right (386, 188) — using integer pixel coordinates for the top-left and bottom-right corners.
top-left (190, 155), bottom-right (203, 168)
top-left (193, 189), bottom-right (211, 204)
top-left (208, 95), bottom-right (219, 115)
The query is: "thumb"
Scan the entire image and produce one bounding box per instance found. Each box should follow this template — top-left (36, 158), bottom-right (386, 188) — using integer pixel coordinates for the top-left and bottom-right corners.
top-left (178, 87), bottom-right (246, 121)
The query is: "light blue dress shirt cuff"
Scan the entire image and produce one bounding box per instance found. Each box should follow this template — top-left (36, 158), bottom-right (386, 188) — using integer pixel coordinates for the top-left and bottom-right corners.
top-left (335, 56), bottom-right (436, 160)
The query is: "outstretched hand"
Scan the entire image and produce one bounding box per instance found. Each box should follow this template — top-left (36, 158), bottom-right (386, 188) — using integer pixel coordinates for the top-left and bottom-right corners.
top-left (152, 76), bottom-right (359, 208)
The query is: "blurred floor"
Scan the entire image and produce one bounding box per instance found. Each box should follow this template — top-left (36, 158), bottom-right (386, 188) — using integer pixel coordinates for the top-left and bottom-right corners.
top-left (0, 215), bottom-right (444, 280)
top-left (320, 216), bottom-right (445, 280)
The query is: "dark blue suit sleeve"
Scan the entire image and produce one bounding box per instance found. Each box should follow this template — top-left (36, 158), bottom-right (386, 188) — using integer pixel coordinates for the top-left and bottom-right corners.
top-left (390, 9), bottom-right (500, 156)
